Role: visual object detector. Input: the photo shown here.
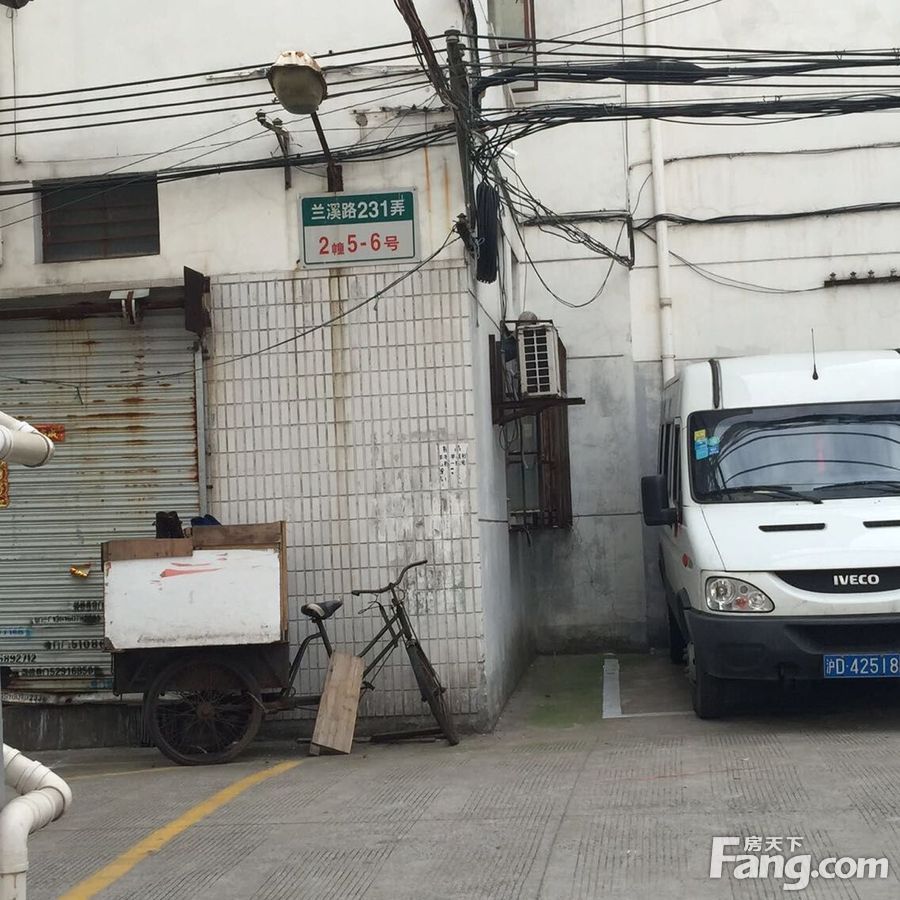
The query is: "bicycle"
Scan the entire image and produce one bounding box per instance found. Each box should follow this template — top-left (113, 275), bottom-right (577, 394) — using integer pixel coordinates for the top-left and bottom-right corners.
top-left (284, 558), bottom-right (458, 745)
top-left (143, 558), bottom-right (458, 764)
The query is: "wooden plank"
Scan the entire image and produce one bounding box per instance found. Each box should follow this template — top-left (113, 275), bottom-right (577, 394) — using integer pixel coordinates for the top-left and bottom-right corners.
top-left (278, 520), bottom-right (288, 638)
top-left (309, 653), bottom-right (364, 756)
top-left (191, 522), bottom-right (283, 549)
top-left (102, 538), bottom-right (192, 562)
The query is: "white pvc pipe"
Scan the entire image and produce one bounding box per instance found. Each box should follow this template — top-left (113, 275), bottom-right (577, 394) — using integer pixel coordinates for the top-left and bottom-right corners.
top-left (641, 1), bottom-right (676, 383)
top-left (0, 413), bottom-right (53, 468)
top-left (0, 745), bottom-right (72, 900)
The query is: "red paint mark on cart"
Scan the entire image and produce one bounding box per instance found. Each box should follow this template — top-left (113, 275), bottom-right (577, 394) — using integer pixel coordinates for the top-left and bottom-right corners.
top-left (160, 566), bottom-right (220, 578)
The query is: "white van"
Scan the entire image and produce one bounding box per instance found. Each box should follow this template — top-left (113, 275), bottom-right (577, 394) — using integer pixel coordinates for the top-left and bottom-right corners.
top-left (642, 351), bottom-right (900, 718)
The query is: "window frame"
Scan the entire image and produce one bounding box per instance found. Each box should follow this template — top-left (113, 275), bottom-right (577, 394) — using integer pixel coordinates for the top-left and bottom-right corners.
top-left (506, 405), bottom-right (573, 530)
top-left (487, 0), bottom-right (538, 92)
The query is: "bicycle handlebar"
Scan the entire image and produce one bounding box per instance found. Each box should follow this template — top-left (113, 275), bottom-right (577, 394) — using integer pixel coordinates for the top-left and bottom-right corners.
top-left (351, 559), bottom-right (427, 596)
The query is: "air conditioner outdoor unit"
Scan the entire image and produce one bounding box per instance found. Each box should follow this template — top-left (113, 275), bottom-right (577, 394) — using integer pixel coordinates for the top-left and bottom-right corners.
top-left (517, 323), bottom-right (562, 398)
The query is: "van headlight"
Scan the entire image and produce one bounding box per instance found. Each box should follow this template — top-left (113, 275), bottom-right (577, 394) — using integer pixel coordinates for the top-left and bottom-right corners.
top-left (705, 577), bottom-right (774, 613)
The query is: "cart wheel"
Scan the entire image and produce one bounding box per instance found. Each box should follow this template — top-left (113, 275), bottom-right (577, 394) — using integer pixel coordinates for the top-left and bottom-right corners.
top-left (145, 655), bottom-right (263, 766)
top-left (406, 641), bottom-right (459, 746)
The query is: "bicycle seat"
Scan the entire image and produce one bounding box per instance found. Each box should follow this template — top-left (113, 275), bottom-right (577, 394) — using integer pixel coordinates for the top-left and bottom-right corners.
top-left (300, 599), bottom-right (343, 620)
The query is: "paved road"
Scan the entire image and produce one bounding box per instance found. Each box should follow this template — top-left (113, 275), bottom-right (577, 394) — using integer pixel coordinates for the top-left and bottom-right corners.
top-left (22, 653), bottom-right (900, 898)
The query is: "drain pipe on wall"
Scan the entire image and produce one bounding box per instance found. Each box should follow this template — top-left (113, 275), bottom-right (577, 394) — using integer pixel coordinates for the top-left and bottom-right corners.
top-left (1, 746), bottom-right (72, 900)
top-left (641, 1), bottom-right (676, 383)
top-left (0, 411), bottom-right (63, 899)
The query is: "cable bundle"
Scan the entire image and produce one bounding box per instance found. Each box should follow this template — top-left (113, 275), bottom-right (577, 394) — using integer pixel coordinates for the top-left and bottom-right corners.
top-left (475, 180), bottom-right (500, 283)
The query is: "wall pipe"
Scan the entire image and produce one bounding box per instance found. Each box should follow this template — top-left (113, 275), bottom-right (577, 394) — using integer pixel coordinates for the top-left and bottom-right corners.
top-left (0, 412), bottom-right (53, 468)
top-left (0, 745), bottom-right (72, 900)
top-left (641, 1), bottom-right (676, 383)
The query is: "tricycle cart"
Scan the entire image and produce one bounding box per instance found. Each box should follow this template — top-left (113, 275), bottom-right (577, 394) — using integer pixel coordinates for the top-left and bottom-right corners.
top-left (104, 524), bottom-right (457, 765)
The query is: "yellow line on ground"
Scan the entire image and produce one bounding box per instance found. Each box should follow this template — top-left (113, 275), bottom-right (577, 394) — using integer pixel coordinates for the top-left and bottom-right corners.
top-left (59, 759), bottom-right (301, 900)
top-left (66, 766), bottom-right (184, 782)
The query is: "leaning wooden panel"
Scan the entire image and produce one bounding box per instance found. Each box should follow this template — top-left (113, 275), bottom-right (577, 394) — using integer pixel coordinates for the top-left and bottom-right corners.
top-left (310, 653), bottom-right (364, 756)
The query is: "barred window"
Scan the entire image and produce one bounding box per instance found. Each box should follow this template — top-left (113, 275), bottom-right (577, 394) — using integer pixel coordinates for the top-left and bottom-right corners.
top-left (41, 178), bottom-right (160, 263)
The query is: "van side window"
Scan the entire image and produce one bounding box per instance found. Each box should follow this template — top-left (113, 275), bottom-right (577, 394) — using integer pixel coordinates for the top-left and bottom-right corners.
top-left (671, 424), bottom-right (682, 508)
top-left (659, 423), bottom-right (672, 476)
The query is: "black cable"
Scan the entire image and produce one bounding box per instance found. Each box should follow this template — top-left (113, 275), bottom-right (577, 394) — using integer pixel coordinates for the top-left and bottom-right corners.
top-left (551, 0), bottom-right (718, 43)
top-left (638, 231), bottom-right (825, 294)
top-left (637, 200), bottom-right (900, 230)
top-left (475, 181), bottom-right (500, 283)
top-left (0, 77), bottom-right (435, 139)
top-left (472, 57), bottom-right (900, 98)
top-left (0, 37), bottom-right (422, 102)
top-left (467, 32), bottom-right (900, 60)
top-left (0, 89), bottom-right (274, 130)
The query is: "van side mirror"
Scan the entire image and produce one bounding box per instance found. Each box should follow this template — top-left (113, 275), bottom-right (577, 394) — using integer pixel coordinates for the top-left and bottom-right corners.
top-left (641, 474), bottom-right (677, 526)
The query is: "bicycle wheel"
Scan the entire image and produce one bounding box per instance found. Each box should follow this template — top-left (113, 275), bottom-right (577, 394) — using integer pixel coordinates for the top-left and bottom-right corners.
top-left (406, 641), bottom-right (459, 745)
top-left (145, 655), bottom-right (263, 766)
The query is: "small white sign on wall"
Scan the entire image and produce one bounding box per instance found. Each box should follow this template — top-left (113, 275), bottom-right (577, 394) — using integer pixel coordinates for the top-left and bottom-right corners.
top-left (438, 442), bottom-right (468, 489)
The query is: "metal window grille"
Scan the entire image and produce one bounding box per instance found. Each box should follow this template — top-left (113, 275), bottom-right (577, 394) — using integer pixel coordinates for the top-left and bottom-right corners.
top-left (41, 178), bottom-right (160, 263)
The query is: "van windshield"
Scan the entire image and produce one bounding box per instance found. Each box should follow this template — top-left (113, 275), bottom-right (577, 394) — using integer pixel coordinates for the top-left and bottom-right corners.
top-left (689, 401), bottom-right (900, 502)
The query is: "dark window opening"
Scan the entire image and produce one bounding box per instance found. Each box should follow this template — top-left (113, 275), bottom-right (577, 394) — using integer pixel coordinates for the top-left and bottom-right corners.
top-left (41, 178), bottom-right (160, 263)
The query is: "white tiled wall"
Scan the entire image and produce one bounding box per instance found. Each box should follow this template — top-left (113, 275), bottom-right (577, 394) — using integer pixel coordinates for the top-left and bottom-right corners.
top-left (205, 261), bottom-right (488, 722)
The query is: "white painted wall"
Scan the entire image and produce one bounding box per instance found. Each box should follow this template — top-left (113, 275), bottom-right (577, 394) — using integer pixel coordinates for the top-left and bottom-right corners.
top-left (0, 0), bottom-right (466, 292)
top-left (504, 0), bottom-right (900, 647)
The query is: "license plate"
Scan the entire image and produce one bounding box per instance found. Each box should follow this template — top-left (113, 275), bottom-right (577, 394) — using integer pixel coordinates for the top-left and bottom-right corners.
top-left (823, 653), bottom-right (900, 678)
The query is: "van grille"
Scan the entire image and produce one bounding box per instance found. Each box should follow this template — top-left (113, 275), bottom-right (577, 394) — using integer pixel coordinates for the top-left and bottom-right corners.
top-left (776, 568), bottom-right (900, 593)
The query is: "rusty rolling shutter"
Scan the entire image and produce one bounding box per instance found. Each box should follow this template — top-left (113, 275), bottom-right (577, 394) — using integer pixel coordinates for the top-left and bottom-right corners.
top-left (0, 311), bottom-right (199, 693)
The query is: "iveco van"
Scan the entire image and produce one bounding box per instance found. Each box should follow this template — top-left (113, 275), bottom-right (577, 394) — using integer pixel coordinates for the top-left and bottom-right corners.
top-left (642, 351), bottom-right (900, 718)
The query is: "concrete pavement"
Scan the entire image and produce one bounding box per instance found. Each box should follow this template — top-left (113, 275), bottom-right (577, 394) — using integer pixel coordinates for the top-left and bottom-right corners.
top-left (21, 653), bottom-right (900, 898)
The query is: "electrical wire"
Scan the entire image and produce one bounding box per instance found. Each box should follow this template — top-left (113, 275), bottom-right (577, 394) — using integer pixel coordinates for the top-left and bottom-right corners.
top-left (0, 230), bottom-right (461, 390)
top-left (0, 75), bottom-right (436, 139)
top-left (639, 231), bottom-right (827, 294)
top-left (0, 116), bottom-right (261, 215)
top-left (0, 37), bottom-right (426, 103)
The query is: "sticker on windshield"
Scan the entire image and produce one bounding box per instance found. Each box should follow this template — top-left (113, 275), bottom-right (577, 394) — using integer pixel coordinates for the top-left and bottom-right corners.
top-left (708, 436), bottom-right (720, 456)
top-left (693, 429), bottom-right (706, 442)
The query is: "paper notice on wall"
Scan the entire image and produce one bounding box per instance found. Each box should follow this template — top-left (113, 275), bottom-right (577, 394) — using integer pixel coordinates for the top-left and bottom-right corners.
top-left (439, 443), bottom-right (468, 489)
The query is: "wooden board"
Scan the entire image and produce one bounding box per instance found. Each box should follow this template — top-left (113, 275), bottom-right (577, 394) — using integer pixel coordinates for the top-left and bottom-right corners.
top-left (103, 538), bottom-right (193, 563)
top-left (310, 653), bottom-right (364, 756)
top-left (191, 522), bottom-right (284, 549)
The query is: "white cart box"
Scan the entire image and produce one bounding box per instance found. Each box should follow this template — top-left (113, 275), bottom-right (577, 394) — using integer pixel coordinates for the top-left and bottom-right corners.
top-left (103, 524), bottom-right (288, 651)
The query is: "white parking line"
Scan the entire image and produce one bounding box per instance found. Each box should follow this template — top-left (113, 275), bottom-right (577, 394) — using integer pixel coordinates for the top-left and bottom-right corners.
top-left (602, 653), bottom-right (693, 719)
top-left (602, 655), bottom-right (622, 718)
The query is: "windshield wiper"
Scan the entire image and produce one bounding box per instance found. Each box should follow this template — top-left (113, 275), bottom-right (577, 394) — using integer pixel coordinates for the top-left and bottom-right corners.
top-left (813, 479), bottom-right (900, 496)
top-left (706, 485), bottom-right (822, 504)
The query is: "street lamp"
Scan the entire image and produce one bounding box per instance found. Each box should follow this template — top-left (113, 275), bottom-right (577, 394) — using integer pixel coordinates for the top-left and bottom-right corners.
top-left (267, 50), bottom-right (343, 192)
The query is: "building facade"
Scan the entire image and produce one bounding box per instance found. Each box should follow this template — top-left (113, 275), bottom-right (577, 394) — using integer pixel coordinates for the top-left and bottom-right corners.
top-left (1, 0), bottom-right (898, 739)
